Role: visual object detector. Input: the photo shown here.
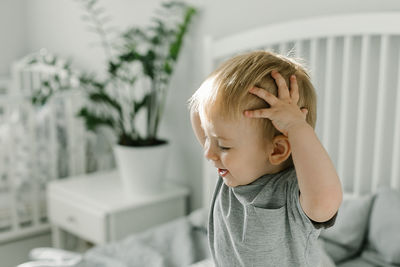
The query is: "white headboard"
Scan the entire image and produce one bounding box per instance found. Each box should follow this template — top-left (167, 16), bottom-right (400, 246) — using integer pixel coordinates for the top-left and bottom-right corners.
top-left (202, 12), bottom-right (400, 209)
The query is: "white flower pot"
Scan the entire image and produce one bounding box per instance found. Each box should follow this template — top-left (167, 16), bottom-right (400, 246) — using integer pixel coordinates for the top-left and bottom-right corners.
top-left (113, 143), bottom-right (169, 196)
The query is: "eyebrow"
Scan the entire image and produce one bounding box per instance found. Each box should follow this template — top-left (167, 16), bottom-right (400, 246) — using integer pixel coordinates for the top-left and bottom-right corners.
top-left (214, 135), bottom-right (231, 141)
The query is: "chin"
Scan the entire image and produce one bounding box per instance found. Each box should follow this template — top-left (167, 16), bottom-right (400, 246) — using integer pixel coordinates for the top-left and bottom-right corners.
top-left (222, 178), bottom-right (239, 187)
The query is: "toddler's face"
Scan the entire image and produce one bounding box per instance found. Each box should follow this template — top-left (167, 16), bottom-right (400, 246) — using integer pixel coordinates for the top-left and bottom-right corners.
top-left (201, 110), bottom-right (276, 187)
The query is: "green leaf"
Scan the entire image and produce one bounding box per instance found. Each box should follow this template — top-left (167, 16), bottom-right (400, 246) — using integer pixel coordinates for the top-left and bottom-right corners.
top-left (77, 107), bottom-right (115, 131)
top-left (86, 0), bottom-right (97, 9)
top-left (79, 73), bottom-right (105, 91)
top-left (167, 5), bottom-right (196, 62)
top-left (88, 91), bottom-right (122, 115)
top-left (108, 61), bottom-right (123, 76)
top-left (164, 61), bottom-right (172, 75)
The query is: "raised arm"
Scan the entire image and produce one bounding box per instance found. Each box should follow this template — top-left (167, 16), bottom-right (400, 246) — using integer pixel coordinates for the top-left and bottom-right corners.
top-left (245, 71), bottom-right (342, 223)
top-left (287, 120), bottom-right (342, 222)
top-left (190, 108), bottom-right (206, 148)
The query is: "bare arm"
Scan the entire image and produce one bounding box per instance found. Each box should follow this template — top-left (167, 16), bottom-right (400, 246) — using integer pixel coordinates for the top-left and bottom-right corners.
top-left (288, 122), bottom-right (342, 222)
top-left (245, 71), bottom-right (342, 223)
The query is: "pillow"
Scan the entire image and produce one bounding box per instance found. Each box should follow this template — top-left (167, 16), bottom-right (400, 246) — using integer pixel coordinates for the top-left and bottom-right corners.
top-left (366, 187), bottom-right (400, 265)
top-left (319, 193), bottom-right (374, 263)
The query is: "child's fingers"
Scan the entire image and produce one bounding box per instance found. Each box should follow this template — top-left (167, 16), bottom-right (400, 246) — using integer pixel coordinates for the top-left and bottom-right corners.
top-left (248, 87), bottom-right (278, 105)
top-left (271, 70), bottom-right (290, 100)
top-left (290, 75), bottom-right (300, 104)
top-left (244, 108), bottom-right (271, 119)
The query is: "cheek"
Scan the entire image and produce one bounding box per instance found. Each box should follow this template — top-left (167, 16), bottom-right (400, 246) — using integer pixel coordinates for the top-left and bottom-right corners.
top-left (220, 152), bottom-right (229, 163)
top-left (243, 147), bottom-right (269, 168)
top-left (220, 152), bottom-right (234, 169)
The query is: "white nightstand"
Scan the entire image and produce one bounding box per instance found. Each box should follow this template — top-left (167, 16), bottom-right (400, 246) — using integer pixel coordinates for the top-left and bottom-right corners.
top-left (47, 170), bottom-right (188, 249)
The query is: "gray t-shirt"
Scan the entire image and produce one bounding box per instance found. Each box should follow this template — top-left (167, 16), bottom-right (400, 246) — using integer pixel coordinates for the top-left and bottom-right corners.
top-left (208, 167), bottom-right (324, 267)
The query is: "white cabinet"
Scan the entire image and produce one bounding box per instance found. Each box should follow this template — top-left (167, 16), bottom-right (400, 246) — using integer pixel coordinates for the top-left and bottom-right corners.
top-left (47, 170), bottom-right (188, 249)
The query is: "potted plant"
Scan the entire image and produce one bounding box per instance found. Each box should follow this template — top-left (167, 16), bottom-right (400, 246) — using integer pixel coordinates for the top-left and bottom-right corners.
top-left (30, 0), bottom-right (196, 195)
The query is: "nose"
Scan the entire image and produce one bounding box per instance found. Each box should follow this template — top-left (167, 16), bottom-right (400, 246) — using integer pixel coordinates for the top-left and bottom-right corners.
top-left (204, 142), bottom-right (219, 162)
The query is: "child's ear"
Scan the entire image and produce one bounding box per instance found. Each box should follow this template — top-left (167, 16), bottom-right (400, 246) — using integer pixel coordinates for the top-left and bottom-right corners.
top-left (268, 135), bottom-right (291, 165)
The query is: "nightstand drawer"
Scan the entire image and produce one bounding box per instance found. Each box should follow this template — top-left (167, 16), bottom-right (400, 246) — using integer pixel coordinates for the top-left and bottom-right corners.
top-left (48, 194), bottom-right (106, 244)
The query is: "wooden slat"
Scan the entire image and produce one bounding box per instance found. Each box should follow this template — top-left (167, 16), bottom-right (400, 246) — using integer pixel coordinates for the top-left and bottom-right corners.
top-left (309, 38), bottom-right (321, 137)
top-left (337, 36), bottom-right (352, 186)
top-left (48, 100), bottom-right (58, 180)
top-left (354, 35), bottom-right (371, 195)
top-left (322, 37), bottom-right (335, 152)
top-left (391, 48), bottom-right (400, 190)
top-left (295, 40), bottom-right (304, 58)
top-left (7, 101), bottom-right (20, 231)
top-left (371, 35), bottom-right (389, 192)
top-left (65, 96), bottom-right (76, 176)
top-left (73, 93), bottom-right (86, 175)
top-left (309, 39), bottom-right (318, 80)
top-left (27, 103), bottom-right (41, 227)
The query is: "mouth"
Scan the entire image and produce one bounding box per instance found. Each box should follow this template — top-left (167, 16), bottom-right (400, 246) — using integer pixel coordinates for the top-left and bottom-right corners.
top-left (218, 168), bottom-right (229, 177)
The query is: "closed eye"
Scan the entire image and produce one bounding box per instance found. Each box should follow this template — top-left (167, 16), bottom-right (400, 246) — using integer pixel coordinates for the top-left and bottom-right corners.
top-left (218, 146), bottom-right (231, 151)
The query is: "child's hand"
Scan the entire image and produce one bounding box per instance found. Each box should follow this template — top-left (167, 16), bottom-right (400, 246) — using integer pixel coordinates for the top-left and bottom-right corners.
top-left (244, 70), bottom-right (308, 136)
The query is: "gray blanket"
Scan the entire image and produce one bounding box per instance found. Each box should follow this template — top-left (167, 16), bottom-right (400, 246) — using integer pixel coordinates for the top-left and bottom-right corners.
top-left (75, 210), bottom-right (210, 267)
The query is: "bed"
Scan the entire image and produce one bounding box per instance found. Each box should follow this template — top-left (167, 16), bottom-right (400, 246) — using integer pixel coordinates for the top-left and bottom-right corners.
top-left (199, 11), bottom-right (400, 267)
top-left (19, 12), bottom-right (400, 267)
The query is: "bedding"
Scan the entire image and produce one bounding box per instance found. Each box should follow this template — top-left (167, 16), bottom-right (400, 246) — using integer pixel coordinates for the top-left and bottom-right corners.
top-left (22, 188), bottom-right (400, 267)
top-left (74, 207), bottom-right (337, 267)
top-left (319, 194), bottom-right (375, 263)
top-left (320, 187), bottom-right (400, 267)
top-left (366, 188), bottom-right (400, 265)
top-left (74, 209), bottom-right (209, 267)
top-left (21, 208), bottom-right (337, 267)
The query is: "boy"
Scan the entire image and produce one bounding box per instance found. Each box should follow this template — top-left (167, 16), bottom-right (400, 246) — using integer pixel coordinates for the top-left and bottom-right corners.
top-left (188, 51), bottom-right (342, 266)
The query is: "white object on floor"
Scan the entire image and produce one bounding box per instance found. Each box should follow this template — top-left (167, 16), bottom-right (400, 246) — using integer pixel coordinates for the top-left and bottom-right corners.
top-left (29, 247), bottom-right (82, 263)
top-left (17, 247), bottom-right (83, 267)
top-left (190, 258), bottom-right (215, 267)
top-left (17, 259), bottom-right (79, 267)
top-left (17, 261), bottom-right (62, 267)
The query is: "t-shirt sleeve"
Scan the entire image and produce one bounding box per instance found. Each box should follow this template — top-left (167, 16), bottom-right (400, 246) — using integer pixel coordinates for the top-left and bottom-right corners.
top-left (286, 175), bottom-right (337, 231)
top-left (309, 211), bottom-right (337, 229)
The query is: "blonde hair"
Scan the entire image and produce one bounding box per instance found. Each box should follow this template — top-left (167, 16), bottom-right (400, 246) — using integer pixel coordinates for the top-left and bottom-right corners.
top-left (188, 51), bottom-right (317, 166)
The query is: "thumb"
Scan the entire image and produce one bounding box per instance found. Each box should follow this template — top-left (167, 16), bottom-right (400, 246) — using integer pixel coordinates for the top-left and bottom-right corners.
top-left (301, 108), bottom-right (308, 116)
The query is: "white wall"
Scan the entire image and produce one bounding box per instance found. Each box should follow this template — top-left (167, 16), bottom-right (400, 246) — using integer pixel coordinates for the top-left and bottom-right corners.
top-left (0, 0), bottom-right (26, 77)
top-left (24, 0), bottom-right (165, 75)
